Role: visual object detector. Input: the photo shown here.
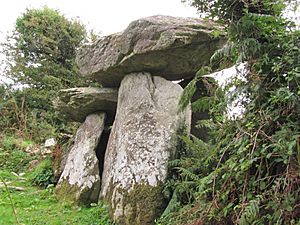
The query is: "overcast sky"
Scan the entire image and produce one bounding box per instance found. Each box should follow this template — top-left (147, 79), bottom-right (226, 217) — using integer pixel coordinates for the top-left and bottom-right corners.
top-left (0, 0), bottom-right (198, 39)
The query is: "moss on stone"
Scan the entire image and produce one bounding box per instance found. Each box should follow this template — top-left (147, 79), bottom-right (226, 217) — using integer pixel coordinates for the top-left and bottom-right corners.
top-left (109, 183), bottom-right (167, 225)
top-left (55, 180), bottom-right (100, 206)
top-left (100, 180), bottom-right (115, 216)
top-left (55, 180), bottom-right (81, 205)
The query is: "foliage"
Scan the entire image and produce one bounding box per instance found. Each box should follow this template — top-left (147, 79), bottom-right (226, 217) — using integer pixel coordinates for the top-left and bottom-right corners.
top-left (0, 7), bottom-right (87, 142)
top-left (3, 6), bottom-right (86, 89)
top-left (0, 135), bottom-right (35, 173)
top-left (159, 1), bottom-right (300, 224)
top-left (29, 157), bottom-right (56, 188)
top-left (182, 0), bottom-right (296, 22)
top-left (0, 86), bottom-right (60, 141)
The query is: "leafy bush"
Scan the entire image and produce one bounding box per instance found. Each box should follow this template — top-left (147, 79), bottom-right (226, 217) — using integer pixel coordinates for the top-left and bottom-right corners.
top-left (30, 157), bottom-right (56, 188)
top-left (0, 135), bottom-right (34, 172)
top-left (0, 7), bottom-right (89, 143)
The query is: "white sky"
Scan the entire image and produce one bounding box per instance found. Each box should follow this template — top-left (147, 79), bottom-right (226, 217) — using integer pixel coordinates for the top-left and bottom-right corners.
top-left (0, 0), bottom-right (198, 39)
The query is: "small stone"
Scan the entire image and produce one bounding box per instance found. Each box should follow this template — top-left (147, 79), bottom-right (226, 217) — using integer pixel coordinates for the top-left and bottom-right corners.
top-left (44, 138), bottom-right (56, 148)
top-left (41, 148), bottom-right (52, 156)
top-left (0, 183), bottom-right (25, 191)
top-left (25, 145), bottom-right (41, 155)
top-left (11, 172), bottom-right (19, 177)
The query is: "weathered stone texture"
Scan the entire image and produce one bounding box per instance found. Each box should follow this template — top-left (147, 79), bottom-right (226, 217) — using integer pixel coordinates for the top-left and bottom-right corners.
top-left (53, 87), bottom-right (118, 123)
top-left (52, 14), bottom-right (227, 223)
top-left (100, 72), bottom-right (191, 224)
top-left (55, 113), bottom-right (106, 205)
top-left (76, 15), bottom-right (225, 86)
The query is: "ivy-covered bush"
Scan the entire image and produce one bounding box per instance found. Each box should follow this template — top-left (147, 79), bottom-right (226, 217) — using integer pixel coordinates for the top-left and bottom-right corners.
top-left (159, 1), bottom-right (300, 224)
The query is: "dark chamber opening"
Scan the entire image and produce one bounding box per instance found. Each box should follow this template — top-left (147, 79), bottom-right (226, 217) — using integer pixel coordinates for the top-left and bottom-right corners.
top-left (179, 78), bottom-right (210, 141)
top-left (95, 127), bottom-right (111, 181)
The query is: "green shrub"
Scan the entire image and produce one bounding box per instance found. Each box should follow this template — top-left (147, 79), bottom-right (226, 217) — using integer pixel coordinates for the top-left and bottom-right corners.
top-left (159, 1), bottom-right (300, 224)
top-left (30, 157), bottom-right (56, 188)
top-left (0, 135), bottom-right (34, 172)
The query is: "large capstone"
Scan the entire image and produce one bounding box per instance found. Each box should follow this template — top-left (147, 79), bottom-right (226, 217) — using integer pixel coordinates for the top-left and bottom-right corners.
top-left (100, 72), bottom-right (191, 224)
top-left (76, 15), bottom-right (226, 87)
top-left (53, 87), bottom-right (118, 123)
top-left (55, 113), bottom-right (106, 205)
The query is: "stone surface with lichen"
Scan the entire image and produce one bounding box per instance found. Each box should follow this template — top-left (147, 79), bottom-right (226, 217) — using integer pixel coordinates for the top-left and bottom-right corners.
top-left (53, 87), bottom-right (118, 123)
top-left (100, 72), bottom-right (191, 224)
top-left (55, 113), bottom-right (106, 205)
top-left (76, 15), bottom-right (226, 87)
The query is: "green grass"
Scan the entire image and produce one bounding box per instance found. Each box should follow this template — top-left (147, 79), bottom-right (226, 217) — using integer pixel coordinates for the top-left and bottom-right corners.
top-left (0, 135), bottom-right (114, 225)
top-left (0, 170), bottom-right (113, 225)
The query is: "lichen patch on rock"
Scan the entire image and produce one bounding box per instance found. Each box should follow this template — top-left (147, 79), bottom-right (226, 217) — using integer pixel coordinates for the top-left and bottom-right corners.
top-left (100, 73), bottom-right (191, 224)
top-left (55, 113), bottom-right (106, 205)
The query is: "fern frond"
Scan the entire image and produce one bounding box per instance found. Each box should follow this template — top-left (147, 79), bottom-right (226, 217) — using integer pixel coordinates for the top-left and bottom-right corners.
top-left (180, 135), bottom-right (209, 154)
top-left (179, 78), bottom-right (196, 112)
top-left (191, 96), bottom-right (213, 112)
top-left (195, 119), bottom-right (215, 130)
top-left (239, 199), bottom-right (260, 225)
top-left (178, 167), bottom-right (201, 182)
top-left (210, 43), bottom-right (234, 65)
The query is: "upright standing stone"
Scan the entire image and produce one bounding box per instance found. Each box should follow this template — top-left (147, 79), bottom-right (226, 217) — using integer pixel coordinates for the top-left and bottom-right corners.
top-left (55, 113), bottom-right (106, 205)
top-left (100, 72), bottom-right (191, 224)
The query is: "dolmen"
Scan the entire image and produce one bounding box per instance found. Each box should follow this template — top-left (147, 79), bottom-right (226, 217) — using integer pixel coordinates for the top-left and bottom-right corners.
top-left (54, 15), bottom-right (225, 225)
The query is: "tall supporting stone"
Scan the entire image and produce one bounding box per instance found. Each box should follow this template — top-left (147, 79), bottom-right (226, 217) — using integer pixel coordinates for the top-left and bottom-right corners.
top-left (55, 112), bottom-right (106, 205)
top-left (100, 72), bottom-right (191, 225)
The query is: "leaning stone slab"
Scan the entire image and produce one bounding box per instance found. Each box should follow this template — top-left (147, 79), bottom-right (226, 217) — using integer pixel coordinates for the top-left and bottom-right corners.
top-left (53, 87), bottom-right (118, 123)
top-left (76, 15), bottom-right (226, 87)
top-left (100, 72), bottom-right (191, 224)
top-left (55, 113), bottom-right (105, 205)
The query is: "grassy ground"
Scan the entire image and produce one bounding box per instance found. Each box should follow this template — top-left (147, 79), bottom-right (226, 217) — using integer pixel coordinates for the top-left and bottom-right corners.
top-left (0, 135), bottom-right (113, 225)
